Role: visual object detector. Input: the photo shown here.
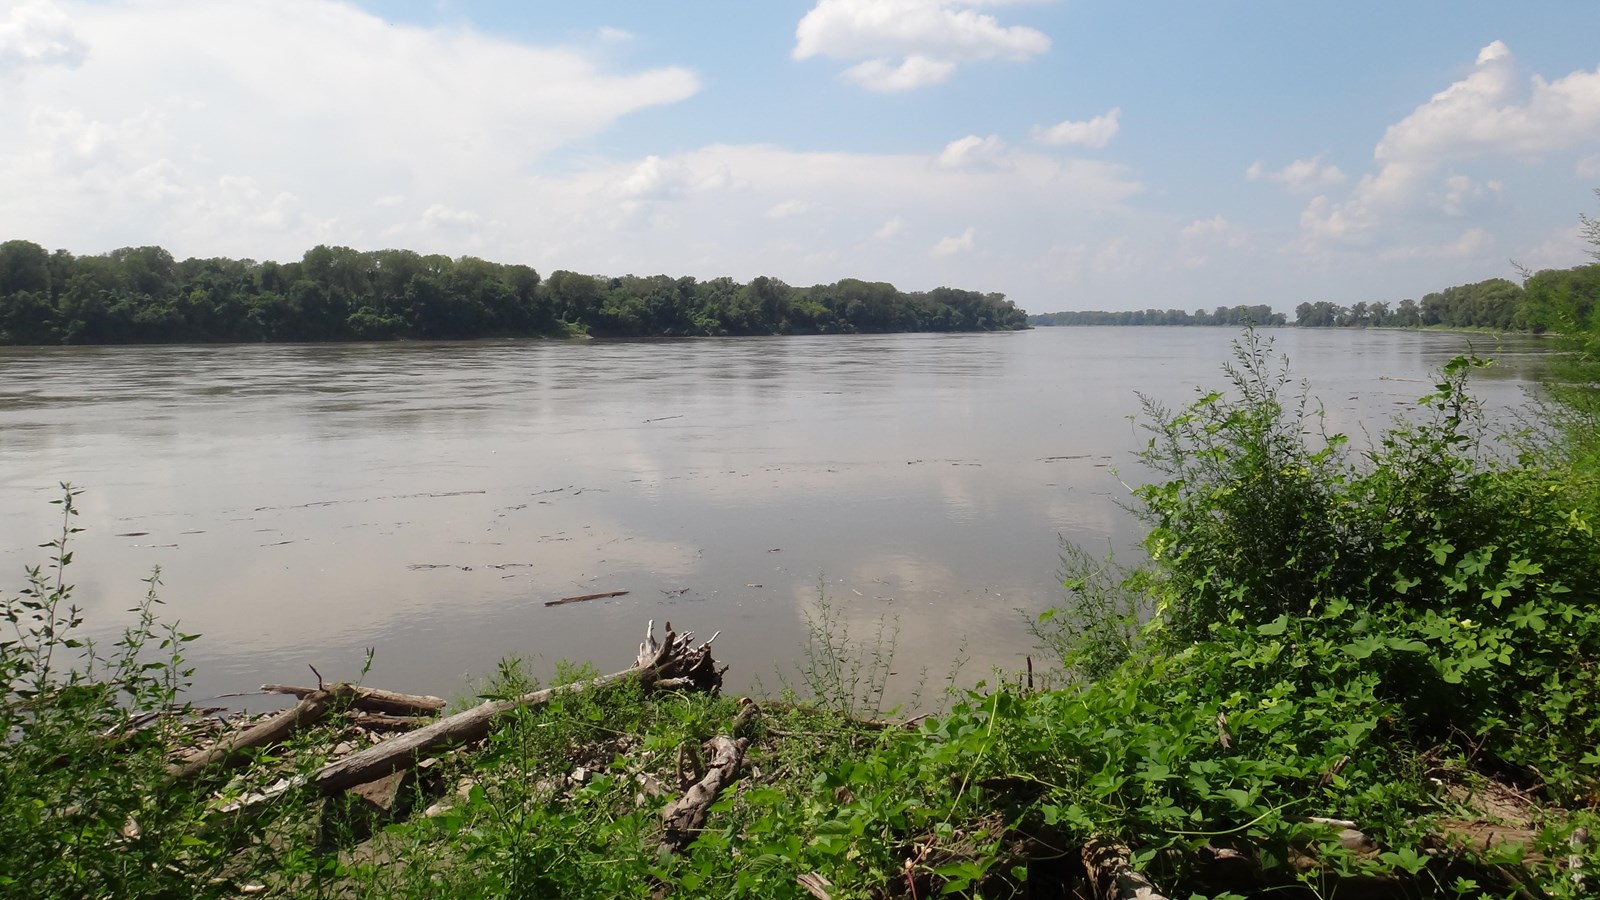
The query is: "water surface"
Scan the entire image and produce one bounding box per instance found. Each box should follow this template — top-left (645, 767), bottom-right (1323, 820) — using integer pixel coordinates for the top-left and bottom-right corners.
top-left (0, 328), bottom-right (1550, 704)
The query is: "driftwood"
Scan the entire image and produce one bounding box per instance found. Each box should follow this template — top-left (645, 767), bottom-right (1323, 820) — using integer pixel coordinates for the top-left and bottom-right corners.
top-left (261, 683), bottom-right (445, 716)
top-left (1082, 838), bottom-right (1170, 900)
top-left (660, 699), bottom-right (760, 853)
top-left (796, 872), bottom-right (834, 899)
top-left (171, 688), bottom-right (345, 780)
top-left (545, 590), bottom-right (630, 607)
top-left (348, 711), bottom-right (434, 731)
top-left (312, 621), bottom-right (720, 795)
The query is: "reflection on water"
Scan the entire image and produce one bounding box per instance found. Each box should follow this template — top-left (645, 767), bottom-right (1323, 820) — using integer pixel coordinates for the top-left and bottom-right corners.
top-left (0, 329), bottom-right (1550, 705)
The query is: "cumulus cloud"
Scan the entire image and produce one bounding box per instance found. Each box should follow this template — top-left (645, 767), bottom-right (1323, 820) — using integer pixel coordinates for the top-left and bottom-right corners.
top-left (1375, 41), bottom-right (1600, 164)
top-left (938, 134), bottom-right (1009, 170)
top-left (1519, 224), bottom-right (1593, 270)
top-left (1299, 41), bottom-right (1600, 252)
top-left (1033, 108), bottom-right (1120, 148)
top-left (1440, 174), bottom-right (1503, 216)
top-left (0, 0), bottom-right (699, 255)
top-left (1380, 227), bottom-right (1494, 261)
top-left (1579, 155), bottom-right (1600, 180)
top-left (0, 0), bottom-right (86, 74)
top-left (1177, 214), bottom-right (1252, 268)
top-left (766, 199), bottom-right (811, 219)
top-left (794, 0), bottom-right (1050, 91)
top-left (1245, 155), bottom-right (1345, 192)
top-left (932, 226), bottom-right (976, 256)
top-left (874, 216), bottom-right (906, 239)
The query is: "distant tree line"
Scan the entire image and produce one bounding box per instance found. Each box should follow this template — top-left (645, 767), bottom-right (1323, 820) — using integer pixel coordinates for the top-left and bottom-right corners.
top-left (1293, 277), bottom-right (1523, 329)
top-left (1027, 263), bottom-right (1600, 335)
top-left (1028, 305), bottom-right (1286, 327)
top-left (0, 240), bottom-right (1028, 346)
top-left (1295, 267), bottom-right (1600, 331)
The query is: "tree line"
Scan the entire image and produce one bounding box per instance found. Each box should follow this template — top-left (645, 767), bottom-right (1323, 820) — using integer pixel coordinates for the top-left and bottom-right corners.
top-left (1294, 266), bottom-right (1600, 331)
top-left (0, 240), bottom-right (1028, 345)
top-left (1026, 263), bottom-right (1600, 333)
top-left (1028, 305), bottom-right (1286, 327)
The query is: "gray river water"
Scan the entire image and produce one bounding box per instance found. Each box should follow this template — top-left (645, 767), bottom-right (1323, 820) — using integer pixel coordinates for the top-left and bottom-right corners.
top-left (0, 328), bottom-right (1551, 706)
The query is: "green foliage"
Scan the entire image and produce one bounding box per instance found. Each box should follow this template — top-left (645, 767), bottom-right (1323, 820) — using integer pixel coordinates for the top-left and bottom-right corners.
top-left (0, 239), bottom-right (1027, 345)
top-left (0, 486), bottom-right (221, 898)
top-left (1031, 305), bottom-right (1285, 327)
top-left (1020, 331), bottom-right (1600, 895)
top-left (1130, 335), bottom-right (1600, 796)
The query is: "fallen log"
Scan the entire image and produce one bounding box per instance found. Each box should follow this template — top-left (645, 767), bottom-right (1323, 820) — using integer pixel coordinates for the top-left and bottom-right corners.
top-left (260, 683), bottom-right (446, 716)
top-left (1082, 838), bottom-right (1170, 900)
top-left (311, 620), bottom-right (720, 795)
top-left (660, 699), bottom-right (760, 854)
top-left (348, 711), bottom-right (435, 732)
top-left (171, 687), bottom-right (348, 780)
top-left (545, 590), bottom-right (630, 607)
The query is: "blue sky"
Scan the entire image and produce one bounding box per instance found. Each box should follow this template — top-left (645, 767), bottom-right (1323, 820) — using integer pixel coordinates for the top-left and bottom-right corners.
top-left (2, 1), bottom-right (1598, 313)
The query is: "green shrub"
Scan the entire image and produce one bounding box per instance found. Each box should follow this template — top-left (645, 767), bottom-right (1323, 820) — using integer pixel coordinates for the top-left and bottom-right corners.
top-left (0, 486), bottom-right (225, 897)
top-left (1126, 336), bottom-right (1600, 796)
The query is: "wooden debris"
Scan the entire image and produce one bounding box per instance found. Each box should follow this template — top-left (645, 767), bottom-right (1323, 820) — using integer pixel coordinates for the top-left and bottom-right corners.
top-left (348, 711), bottom-right (434, 731)
top-left (796, 872), bottom-right (834, 900)
top-left (260, 683), bottom-right (445, 716)
top-left (169, 687), bottom-right (344, 780)
top-left (311, 621), bottom-right (720, 795)
top-left (660, 699), bottom-right (759, 854)
top-left (1082, 838), bottom-right (1170, 900)
top-left (545, 590), bottom-right (630, 607)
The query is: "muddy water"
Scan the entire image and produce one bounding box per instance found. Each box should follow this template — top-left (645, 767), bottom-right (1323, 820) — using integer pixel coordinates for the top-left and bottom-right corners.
top-left (0, 329), bottom-right (1550, 706)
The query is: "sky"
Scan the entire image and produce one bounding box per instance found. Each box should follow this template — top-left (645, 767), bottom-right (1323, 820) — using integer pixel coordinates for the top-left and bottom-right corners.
top-left (1, 1), bottom-right (1598, 314)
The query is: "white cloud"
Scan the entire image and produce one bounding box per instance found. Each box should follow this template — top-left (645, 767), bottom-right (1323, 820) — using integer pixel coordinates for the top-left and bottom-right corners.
top-left (0, 0), bottom-right (86, 73)
top-left (1297, 41), bottom-right (1600, 253)
top-left (932, 226), bottom-right (976, 256)
top-left (1033, 108), bottom-right (1120, 148)
top-left (1177, 214), bottom-right (1252, 268)
top-left (842, 55), bottom-right (956, 91)
top-left (1245, 155), bottom-right (1345, 192)
top-left (874, 216), bottom-right (906, 239)
top-left (794, 0), bottom-right (1050, 91)
top-left (938, 134), bottom-right (1009, 170)
top-left (1519, 224), bottom-right (1592, 270)
top-left (421, 203), bottom-right (482, 229)
top-left (1375, 40), bottom-right (1600, 164)
top-left (1380, 227), bottom-right (1494, 261)
top-left (0, 0), bottom-right (699, 255)
top-left (766, 199), bottom-right (811, 219)
top-left (596, 26), bottom-right (633, 43)
top-left (1440, 174), bottom-right (1503, 216)
top-left (1579, 155), bottom-right (1600, 181)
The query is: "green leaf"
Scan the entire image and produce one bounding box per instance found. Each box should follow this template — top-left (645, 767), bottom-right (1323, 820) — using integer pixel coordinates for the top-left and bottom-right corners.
top-left (1257, 615), bottom-right (1289, 636)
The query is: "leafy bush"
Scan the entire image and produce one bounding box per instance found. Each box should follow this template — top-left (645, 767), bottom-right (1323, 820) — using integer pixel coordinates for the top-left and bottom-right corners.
top-left (1123, 334), bottom-right (1600, 797)
top-left (0, 486), bottom-right (221, 897)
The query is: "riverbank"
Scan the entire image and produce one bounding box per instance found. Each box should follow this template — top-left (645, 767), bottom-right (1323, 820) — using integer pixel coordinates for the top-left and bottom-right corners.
top-left (5, 332), bottom-right (1598, 898)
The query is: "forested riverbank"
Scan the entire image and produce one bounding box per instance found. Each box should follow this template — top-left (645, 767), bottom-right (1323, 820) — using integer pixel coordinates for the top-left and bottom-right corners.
top-left (1030, 258), bottom-right (1600, 333)
top-left (0, 239), bottom-right (1026, 345)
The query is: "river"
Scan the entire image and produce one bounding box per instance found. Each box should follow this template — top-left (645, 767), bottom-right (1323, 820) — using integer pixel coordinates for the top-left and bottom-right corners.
top-left (0, 328), bottom-right (1551, 707)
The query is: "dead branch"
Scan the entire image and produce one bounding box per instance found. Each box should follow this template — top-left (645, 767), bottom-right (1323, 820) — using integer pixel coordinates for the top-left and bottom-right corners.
top-left (312, 620), bottom-right (719, 795)
top-left (259, 682), bottom-right (445, 716)
top-left (545, 590), bottom-right (630, 607)
top-left (170, 687), bottom-right (348, 780)
top-left (660, 699), bottom-right (759, 854)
